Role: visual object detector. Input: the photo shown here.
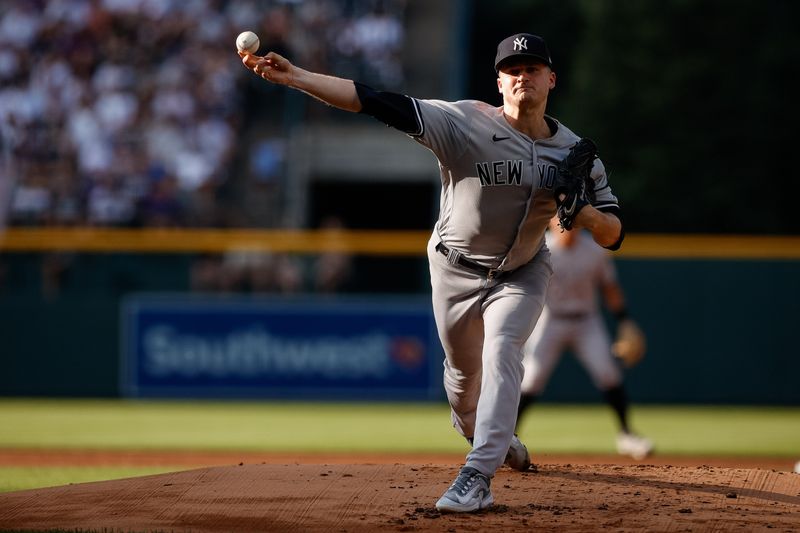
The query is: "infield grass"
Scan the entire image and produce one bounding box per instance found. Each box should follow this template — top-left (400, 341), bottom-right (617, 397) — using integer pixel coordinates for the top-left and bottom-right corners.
top-left (0, 399), bottom-right (798, 492)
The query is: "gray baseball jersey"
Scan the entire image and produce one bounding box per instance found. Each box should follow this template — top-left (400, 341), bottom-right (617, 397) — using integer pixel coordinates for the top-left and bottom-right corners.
top-left (412, 99), bottom-right (618, 271)
top-left (410, 98), bottom-right (619, 476)
top-left (521, 230), bottom-right (623, 396)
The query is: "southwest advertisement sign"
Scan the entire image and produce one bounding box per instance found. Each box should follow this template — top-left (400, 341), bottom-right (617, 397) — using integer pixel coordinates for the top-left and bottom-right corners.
top-left (121, 295), bottom-right (443, 400)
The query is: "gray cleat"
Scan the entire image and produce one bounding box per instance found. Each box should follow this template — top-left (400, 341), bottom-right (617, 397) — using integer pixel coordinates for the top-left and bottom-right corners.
top-left (505, 434), bottom-right (531, 471)
top-left (435, 466), bottom-right (493, 513)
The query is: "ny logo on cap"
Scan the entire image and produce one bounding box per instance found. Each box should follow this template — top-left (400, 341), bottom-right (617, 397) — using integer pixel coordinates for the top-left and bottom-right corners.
top-left (513, 37), bottom-right (528, 51)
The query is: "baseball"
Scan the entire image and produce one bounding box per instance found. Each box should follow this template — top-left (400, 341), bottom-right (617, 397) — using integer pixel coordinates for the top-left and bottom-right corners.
top-left (236, 31), bottom-right (260, 54)
top-left (794, 461), bottom-right (800, 474)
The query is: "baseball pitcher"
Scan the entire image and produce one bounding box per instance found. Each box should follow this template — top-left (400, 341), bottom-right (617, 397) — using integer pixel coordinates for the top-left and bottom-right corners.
top-left (239, 32), bottom-right (625, 513)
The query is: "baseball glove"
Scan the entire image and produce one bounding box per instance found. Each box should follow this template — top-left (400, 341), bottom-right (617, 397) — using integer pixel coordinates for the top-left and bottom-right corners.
top-left (612, 318), bottom-right (647, 367)
top-left (553, 138), bottom-right (598, 231)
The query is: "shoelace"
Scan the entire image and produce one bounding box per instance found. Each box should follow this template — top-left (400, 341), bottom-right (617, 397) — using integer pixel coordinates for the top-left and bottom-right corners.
top-left (450, 469), bottom-right (483, 495)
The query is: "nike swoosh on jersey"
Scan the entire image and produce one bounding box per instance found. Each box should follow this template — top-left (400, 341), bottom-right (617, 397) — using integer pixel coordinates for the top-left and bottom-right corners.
top-left (492, 134), bottom-right (510, 142)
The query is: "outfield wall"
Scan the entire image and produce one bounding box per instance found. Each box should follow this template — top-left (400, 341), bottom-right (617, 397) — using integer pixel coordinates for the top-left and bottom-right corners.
top-left (120, 294), bottom-right (442, 401)
top-left (0, 231), bottom-right (798, 404)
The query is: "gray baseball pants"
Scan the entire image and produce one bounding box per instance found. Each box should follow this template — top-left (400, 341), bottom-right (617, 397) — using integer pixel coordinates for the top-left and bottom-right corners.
top-left (427, 233), bottom-right (552, 477)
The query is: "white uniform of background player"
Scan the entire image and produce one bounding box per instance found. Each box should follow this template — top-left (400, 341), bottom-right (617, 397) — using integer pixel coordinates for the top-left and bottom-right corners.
top-left (240, 32), bottom-right (626, 513)
top-left (518, 217), bottom-right (653, 459)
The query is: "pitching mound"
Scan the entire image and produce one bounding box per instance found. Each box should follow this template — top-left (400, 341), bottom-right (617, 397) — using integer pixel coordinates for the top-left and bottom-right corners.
top-left (0, 462), bottom-right (798, 532)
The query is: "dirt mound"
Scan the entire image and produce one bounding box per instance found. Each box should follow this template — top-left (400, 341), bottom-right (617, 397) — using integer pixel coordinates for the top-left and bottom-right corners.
top-left (1, 462), bottom-right (798, 532)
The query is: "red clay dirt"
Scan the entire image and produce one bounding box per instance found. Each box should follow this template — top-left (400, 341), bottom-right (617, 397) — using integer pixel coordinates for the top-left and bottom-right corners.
top-left (0, 450), bottom-right (798, 532)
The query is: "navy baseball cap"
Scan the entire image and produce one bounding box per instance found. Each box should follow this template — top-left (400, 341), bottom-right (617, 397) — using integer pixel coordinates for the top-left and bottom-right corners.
top-left (494, 33), bottom-right (553, 72)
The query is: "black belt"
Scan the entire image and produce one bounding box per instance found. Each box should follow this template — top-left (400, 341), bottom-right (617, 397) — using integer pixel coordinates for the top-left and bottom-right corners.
top-left (435, 242), bottom-right (508, 280)
top-left (551, 312), bottom-right (589, 320)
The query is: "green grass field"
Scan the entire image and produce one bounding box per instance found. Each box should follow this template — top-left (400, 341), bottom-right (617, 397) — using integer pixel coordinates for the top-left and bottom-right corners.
top-left (0, 398), bottom-right (798, 493)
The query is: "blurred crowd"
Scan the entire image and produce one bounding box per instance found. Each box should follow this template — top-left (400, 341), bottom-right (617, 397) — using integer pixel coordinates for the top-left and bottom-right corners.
top-left (0, 0), bottom-right (407, 296)
top-left (190, 215), bottom-right (355, 294)
top-left (0, 0), bottom-right (406, 229)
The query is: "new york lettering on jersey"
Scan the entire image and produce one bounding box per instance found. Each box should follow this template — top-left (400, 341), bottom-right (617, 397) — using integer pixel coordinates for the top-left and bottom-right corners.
top-left (475, 159), bottom-right (524, 186)
top-left (536, 161), bottom-right (558, 191)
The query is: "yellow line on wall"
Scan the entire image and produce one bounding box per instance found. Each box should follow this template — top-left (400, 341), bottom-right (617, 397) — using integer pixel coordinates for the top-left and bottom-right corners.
top-left (0, 228), bottom-right (799, 259)
top-left (0, 228), bottom-right (430, 255)
top-left (619, 234), bottom-right (800, 259)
